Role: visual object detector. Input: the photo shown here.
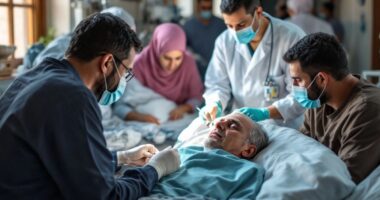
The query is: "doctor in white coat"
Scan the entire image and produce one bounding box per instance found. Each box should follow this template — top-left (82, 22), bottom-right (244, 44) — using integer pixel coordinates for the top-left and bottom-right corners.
top-left (200, 0), bottom-right (306, 128)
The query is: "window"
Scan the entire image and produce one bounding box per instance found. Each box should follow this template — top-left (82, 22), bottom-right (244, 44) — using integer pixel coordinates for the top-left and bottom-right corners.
top-left (0, 0), bottom-right (45, 58)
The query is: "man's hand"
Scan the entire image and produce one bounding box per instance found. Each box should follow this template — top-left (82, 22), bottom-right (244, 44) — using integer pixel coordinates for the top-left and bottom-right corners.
top-left (236, 107), bottom-right (270, 121)
top-left (117, 144), bottom-right (159, 166)
top-left (198, 101), bottom-right (223, 125)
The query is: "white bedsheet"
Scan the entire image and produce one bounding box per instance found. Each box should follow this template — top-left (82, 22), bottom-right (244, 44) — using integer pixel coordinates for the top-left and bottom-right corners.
top-left (100, 79), bottom-right (196, 149)
top-left (346, 165), bottom-right (380, 200)
top-left (123, 78), bottom-right (177, 124)
top-left (253, 121), bottom-right (355, 199)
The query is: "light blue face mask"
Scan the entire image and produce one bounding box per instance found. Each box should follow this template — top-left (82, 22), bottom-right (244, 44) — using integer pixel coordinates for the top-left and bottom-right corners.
top-left (292, 75), bottom-right (326, 109)
top-left (99, 58), bottom-right (127, 106)
top-left (200, 10), bottom-right (212, 19)
top-left (232, 14), bottom-right (258, 44)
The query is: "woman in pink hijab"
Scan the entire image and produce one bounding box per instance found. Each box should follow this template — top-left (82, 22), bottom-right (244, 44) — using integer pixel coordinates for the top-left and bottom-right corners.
top-left (126, 23), bottom-right (204, 124)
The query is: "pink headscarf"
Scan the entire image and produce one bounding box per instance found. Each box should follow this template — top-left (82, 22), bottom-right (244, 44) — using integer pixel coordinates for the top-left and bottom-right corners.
top-left (133, 23), bottom-right (203, 106)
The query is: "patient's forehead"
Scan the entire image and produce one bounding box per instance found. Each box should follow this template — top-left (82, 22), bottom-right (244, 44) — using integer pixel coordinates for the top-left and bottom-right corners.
top-left (223, 113), bottom-right (254, 132)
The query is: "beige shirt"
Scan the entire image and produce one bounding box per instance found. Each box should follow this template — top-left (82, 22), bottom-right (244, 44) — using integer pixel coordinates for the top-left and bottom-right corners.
top-left (300, 77), bottom-right (380, 183)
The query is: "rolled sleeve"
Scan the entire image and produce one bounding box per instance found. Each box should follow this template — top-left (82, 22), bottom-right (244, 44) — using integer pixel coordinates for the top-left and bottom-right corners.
top-left (272, 94), bottom-right (305, 122)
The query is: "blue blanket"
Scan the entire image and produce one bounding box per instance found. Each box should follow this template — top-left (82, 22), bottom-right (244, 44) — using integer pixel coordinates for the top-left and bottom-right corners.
top-left (151, 146), bottom-right (265, 199)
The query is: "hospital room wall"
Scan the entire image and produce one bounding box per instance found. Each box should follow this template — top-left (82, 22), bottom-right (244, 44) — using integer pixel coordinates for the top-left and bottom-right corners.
top-left (45, 0), bottom-right (70, 37)
top-left (44, 0), bottom-right (376, 74)
top-left (337, 0), bottom-right (373, 73)
top-left (45, 0), bottom-right (193, 34)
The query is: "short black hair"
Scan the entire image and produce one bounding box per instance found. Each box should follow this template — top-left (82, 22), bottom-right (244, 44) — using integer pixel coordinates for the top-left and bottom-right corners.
top-left (220, 0), bottom-right (262, 15)
top-left (283, 33), bottom-right (349, 80)
top-left (65, 13), bottom-right (142, 64)
top-left (322, 2), bottom-right (335, 13)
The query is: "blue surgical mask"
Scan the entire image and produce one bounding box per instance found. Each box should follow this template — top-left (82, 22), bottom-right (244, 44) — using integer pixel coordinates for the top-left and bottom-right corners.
top-left (99, 58), bottom-right (127, 106)
top-left (200, 10), bottom-right (212, 20)
top-left (292, 75), bottom-right (326, 109)
top-left (232, 15), bottom-right (258, 44)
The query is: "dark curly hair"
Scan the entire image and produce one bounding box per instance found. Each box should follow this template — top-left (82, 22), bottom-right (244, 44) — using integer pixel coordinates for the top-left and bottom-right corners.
top-left (65, 13), bottom-right (142, 66)
top-left (220, 0), bottom-right (262, 15)
top-left (283, 32), bottom-right (349, 80)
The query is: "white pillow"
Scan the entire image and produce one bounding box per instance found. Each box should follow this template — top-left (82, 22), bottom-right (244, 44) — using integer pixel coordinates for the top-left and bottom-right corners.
top-left (254, 121), bottom-right (356, 200)
top-left (346, 165), bottom-right (380, 200)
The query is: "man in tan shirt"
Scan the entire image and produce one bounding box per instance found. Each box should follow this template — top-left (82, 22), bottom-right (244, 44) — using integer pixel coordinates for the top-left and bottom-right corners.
top-left (282, 32), bottom-right (380, 183)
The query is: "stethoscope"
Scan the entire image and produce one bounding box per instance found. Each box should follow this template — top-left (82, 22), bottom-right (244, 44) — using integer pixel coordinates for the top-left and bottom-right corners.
top-left (264, 17), bottom-right (274, 85)
top-left (263, 17), bottom-right (278, 102)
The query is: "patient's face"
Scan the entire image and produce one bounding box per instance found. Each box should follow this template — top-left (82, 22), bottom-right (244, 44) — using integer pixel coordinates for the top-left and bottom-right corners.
top-left (204, 113), bottom-right (254, 158)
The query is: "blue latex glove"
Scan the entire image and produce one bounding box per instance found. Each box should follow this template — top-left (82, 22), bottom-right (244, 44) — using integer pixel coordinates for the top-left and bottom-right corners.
top-left (237, 107), bottom-right (270, 122)
top-left (198, 101), bottom-right (223, 125)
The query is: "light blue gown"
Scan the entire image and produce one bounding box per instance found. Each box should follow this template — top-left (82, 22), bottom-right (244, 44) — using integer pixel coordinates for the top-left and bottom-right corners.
top-left (151, 146), bottom-right (265, 199)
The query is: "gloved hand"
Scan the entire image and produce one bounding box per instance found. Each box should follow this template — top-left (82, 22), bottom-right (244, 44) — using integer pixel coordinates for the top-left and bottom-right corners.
top-left (236, 107), bottom-right (270, 122)
top-left (147, 148), bottom-right (180, 179)
top-left (117, 144), bottom-right (159, 166)
top-left (198, 101), bottom-right (223, 125)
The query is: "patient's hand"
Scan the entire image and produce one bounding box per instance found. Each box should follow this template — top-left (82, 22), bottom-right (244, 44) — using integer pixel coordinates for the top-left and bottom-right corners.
top-left (169, 104), bottom-right (192, 120)
top-left (125, 111), bottom-right (160, 124)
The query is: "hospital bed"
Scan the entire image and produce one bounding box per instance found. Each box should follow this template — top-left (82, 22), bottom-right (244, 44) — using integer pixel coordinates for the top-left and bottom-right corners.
top-left (140, 119), bottom-right (380, 200)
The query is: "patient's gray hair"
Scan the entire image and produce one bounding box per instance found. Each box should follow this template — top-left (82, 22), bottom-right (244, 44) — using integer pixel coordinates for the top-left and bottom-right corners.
top-left (236, 113), bottom-right (269, 154)
top-left (247, 122), bottom-right (268, 154)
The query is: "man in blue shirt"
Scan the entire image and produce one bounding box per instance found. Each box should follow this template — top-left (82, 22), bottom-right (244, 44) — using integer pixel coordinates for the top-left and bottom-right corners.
top-left (183, 0), bottom-right (226, 81)
top-left (0, 13), bottom-right (179, 199)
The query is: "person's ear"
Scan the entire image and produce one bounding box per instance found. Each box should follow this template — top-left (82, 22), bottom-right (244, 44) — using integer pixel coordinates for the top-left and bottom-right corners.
top-left (255, 6), bottom-right (263, 18)
top-left (287, 8), bottom-right (294, 16)
top-left (241, 144), bottom-right (257, 159)
top-left (317, 72), bottom-right (329, 86)
top-left (99, 54), bottom-right (114, 75)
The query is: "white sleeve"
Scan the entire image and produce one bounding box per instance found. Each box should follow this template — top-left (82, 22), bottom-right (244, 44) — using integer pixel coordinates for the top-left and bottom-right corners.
top-left (203, 35), bottom-right (231, 110)
top-left (273, 94), bottom-right (305, 122)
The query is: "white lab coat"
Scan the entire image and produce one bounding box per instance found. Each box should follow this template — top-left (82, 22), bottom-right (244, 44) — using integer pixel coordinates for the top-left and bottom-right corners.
top-left (204, 14), bottom-right (306, 128)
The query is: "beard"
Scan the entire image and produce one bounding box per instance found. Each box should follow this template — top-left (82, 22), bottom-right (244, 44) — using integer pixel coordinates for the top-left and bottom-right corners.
top-left (93, 69), bottom-right (119, 101)
top-left (204, 137), bottom-right (223, 150)
top-left (308, 81), bottom-right (328, 104)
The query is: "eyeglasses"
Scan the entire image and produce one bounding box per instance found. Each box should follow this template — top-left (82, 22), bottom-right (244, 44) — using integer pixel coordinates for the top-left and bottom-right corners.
top-left (113, 55), bottom-right (134, 82)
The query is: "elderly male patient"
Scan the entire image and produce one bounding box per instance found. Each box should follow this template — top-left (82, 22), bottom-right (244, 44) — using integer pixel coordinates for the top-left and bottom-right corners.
top-left (148, 112), bottom-right (268, 199)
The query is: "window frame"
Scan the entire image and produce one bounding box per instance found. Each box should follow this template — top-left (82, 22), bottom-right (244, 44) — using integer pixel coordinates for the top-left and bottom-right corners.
top-left (0, 0), bottom-right (46, 57)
